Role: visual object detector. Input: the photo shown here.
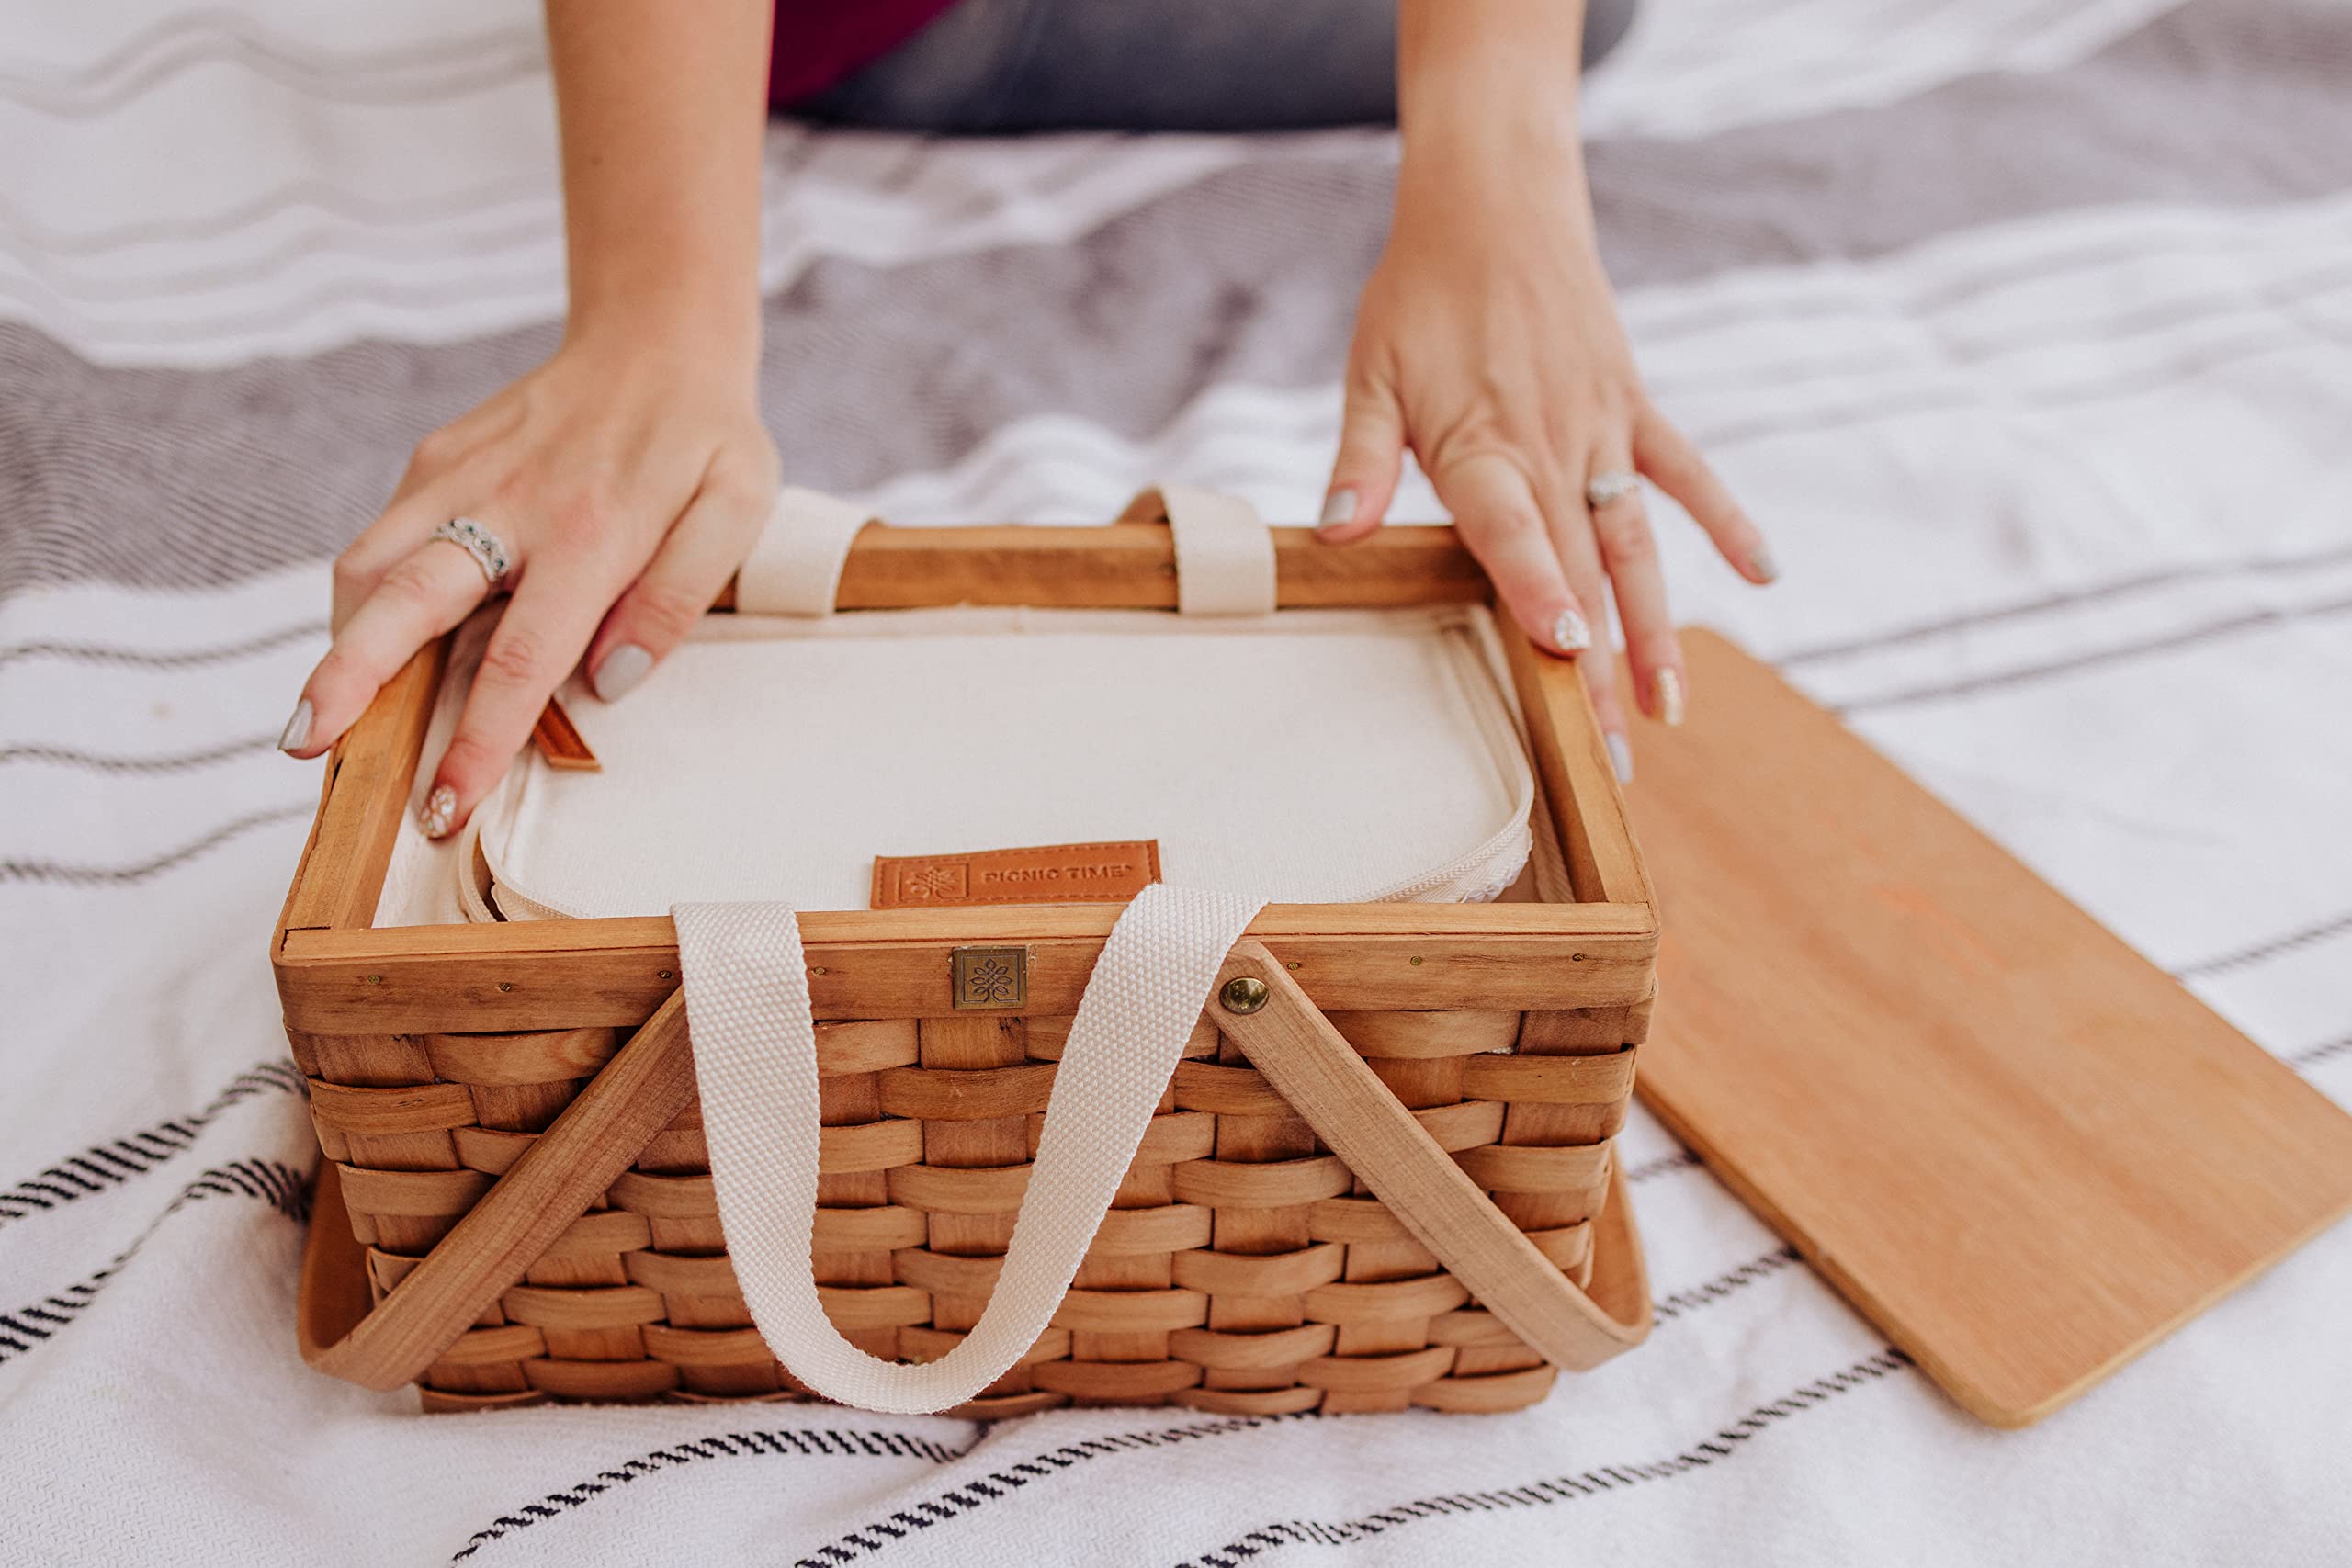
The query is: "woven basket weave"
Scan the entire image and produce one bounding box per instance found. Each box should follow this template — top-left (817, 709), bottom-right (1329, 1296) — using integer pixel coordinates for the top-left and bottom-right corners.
top-left (294, 1000), bottom-right (1644, 1415)
top-left (279, 516), bottom-right (1657, 1416)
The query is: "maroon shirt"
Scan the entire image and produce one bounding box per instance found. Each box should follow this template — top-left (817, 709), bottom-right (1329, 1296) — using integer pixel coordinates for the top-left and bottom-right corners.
top-left (768, 0), bottom-right (960, 105)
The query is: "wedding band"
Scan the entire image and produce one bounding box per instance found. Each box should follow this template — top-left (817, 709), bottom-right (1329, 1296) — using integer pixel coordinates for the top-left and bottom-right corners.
top-left (1585, 470), bottom-right (1642, 510)
top-left (432, 516), bottom-right (511, 588)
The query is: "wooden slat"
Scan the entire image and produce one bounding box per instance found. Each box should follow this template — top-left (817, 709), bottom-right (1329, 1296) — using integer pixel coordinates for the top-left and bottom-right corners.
top-left (305, 1080), bottom-right (476, 1136)
top-left (422, 1028), bottom-right (619, 1088)
top-left (919, 1016), bottom-right (1032, 1337)
top-left (1323, 1010), bottom-right (1522, 1058)
top-left (1499, 618), bottom-right (1650, 907)
top-left (275, 903), bottom-right (1657, 1033)
top-left (712, 524), bottom-right (1487, 612)
top-left (1458, 1049), bottom-right (1637, 1105)
top-left (279, 641), bottom-right (444, 933)
top-left (1626, 629), bottom-right (2352, 1427)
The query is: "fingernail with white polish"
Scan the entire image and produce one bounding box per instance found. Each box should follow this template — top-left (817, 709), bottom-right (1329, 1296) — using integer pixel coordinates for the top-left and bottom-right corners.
top-left (1553, 608), bottom-right (1592, 654)
top-left (277, 698), bottom-right (312, 754)
top-left (1606, 731), bottom-right (1634, 784)
top-left (420, 784), bottom-right (457, 840)
top-left (1317, 490), bottom-right (1358, 532)
top-left (1748, 546), bottom-right (1780, 584)
top-left (594, 643), bottom-right (653, 703)
top-left (1656, 667), bottom-right (1687, 727)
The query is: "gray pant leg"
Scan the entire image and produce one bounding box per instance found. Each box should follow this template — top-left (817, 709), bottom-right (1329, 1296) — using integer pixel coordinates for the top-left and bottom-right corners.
top-left (792, 0), bottom-right (1637, 134)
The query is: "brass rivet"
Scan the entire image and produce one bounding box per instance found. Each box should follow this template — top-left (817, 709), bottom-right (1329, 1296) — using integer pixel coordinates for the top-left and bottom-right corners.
top-left (1285, 961), bottom-right (1302, 972)
top-left (809, 965), bottom-right (828, 976)
top-left (657, 969), bottom-right (673, 980)
top-left (1408, 956), bottom-right (1424, 967)
top-left (496, 981), bottom-right (514, 993)
top-left (1219, 976), bottom-right (1270, 1015)
top-left (364, 975), bottom-right (382, 986)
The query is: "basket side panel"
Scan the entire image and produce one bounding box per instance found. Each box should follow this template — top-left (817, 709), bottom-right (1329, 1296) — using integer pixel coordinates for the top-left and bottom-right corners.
top-left (297, 998), bottom-right (1637, 1416)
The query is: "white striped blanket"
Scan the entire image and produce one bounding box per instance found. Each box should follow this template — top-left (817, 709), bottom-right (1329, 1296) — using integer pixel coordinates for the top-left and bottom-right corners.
top-left (4, 0), bottom-right (2349, 1562)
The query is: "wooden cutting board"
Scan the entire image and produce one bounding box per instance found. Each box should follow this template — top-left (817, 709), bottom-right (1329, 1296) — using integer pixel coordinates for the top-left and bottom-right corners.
top-left (1622, 628), bottom-right (2352, 1427)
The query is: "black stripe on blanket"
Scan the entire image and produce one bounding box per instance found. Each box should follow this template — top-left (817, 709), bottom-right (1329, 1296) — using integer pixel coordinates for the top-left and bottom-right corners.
top-left (1832, 595), bottom-right (2352, 714)
top-left (1652, 1246), bottom-right (1805, 1323)
top-left (2290, 1032), bottom-right (2352, 1071)
top-left (786, 1416), bottom-right (1317, 1568)
top-left (2174, 909), bottom-right (2352, 981)
top-left (447, 1431), bottom-right (976, 1563)
top-left (1623, 1150), bottom-right (1702, 1184)
top-left (449, 1415), bottom-right (1303, 1565)
top-left (786, 1241), bottom-right (1838, 1568)
top-left (1167, 1349), bottom-right (1915, 1568)
top-left (458, 1224), bottom-right (1821, 1568)
top-left (0, 620), bottom-right (325, 671)
top-left (1774, 543), bottom-right (2352, 668)
top-left (0, 1158), bottom-right (310, 1365)
top-left (0, 1060), bottom-right (305, 1229)
top-left (0, 734), bottom-right (277, 773)
top-left (0, 800), bottom-right (312, 885)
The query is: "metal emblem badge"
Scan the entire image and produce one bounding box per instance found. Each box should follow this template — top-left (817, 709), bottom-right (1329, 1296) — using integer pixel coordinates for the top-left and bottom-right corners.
top-left (950, 946), bottom-right (1029, 1010)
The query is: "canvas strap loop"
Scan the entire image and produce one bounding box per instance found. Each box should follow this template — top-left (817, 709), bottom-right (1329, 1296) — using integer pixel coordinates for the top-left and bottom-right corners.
top-left (734, 487), bottom-right (876, 617)
top-left (1121, 483), bottom-right (1278, 616)
top-left (734, 484), bottom-right (1277, 618)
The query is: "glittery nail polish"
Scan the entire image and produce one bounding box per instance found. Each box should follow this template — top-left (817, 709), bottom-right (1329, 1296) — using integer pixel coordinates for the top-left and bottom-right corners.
top-left (1553, 608), bottom-right (1592, 654)
top-left (420, 784), bottom-right (457, 840)
top-left (1656, 668), bottom-right (1687, 727)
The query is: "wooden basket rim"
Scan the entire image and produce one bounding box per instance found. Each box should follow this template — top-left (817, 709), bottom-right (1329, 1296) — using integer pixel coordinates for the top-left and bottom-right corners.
top-left (273, 521), bottom-right (1654, 1031)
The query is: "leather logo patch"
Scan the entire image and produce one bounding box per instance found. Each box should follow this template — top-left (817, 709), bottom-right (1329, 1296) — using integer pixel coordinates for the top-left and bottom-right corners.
top-left (873, 840), bottom-right (1161, 908)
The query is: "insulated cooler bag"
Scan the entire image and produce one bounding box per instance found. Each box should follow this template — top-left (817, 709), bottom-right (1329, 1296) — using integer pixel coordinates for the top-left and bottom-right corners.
top-left (277, 485), bottom-right (1657, 1416)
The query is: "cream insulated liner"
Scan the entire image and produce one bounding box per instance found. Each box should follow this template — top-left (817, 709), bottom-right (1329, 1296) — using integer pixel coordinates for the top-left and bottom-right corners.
top-left (463, 604), bottom-right (1536, 920)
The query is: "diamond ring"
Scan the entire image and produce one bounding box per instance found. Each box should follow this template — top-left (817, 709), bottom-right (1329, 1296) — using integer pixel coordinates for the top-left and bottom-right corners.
top-left (432, 516), bottom-right (512, 588)
top-left (1584, 470), bottom-right (1642, 511)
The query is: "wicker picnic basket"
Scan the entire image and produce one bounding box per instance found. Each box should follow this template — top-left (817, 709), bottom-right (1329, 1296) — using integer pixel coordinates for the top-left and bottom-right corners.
top-left (277, 487), bottom-right (1657, 1416)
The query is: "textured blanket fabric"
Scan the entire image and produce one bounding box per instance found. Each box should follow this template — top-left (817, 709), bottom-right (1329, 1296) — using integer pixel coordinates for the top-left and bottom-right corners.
top-left (5, 0), bottom-right (2350, 1562)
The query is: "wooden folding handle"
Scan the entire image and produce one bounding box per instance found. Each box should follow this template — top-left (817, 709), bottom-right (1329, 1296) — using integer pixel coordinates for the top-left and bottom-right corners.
top-left (298, 990), bottom-right (698, 1393)
top-left (1211, 941), bottom-right (1653, 1371)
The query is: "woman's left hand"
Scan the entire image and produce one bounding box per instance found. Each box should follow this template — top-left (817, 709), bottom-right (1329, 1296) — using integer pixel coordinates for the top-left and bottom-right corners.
top-left (1317, 121), bottom-right (1772, 778)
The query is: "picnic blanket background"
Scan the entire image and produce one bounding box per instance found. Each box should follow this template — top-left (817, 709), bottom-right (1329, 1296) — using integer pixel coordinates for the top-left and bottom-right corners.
top-left (4, 0), bottom-right (2350, 1562)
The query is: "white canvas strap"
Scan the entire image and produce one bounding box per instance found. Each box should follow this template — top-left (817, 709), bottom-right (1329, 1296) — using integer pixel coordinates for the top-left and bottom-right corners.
top-left (734, 487), bottom-right (876, 617)
top-left (734, 484), bottom-right (1276, 620)
top-left (671, 886), bottom-right (1265, 1414)
top-left (1124, 483), bottom-right (1278, 616)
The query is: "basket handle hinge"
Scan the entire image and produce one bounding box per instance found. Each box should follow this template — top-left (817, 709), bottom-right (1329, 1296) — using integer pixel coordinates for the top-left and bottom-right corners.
top-left (1214, 941), bottom-right (1654, 1371)
top-left (297, 990), bottom-right (697, 1393)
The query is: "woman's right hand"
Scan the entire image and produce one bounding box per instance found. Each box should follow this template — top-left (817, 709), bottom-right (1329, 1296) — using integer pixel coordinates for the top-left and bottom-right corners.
top-left (277, 327), bottom-right (779, 839)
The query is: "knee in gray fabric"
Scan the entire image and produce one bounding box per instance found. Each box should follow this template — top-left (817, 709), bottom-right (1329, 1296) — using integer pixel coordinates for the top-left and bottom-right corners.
top-left (1585, 0), bottom-right (1639, 69)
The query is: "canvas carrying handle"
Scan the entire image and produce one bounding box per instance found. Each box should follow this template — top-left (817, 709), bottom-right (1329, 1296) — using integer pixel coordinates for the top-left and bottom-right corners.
top-left (733, 484), bottom-right (1277, 617)
top-left (299, 905), bottom-right (1645, 1399)
top-left (673, 887), bottom-right (1264, 1413)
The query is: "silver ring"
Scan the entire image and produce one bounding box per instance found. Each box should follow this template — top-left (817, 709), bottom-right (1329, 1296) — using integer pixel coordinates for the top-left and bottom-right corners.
top-left (1585, 470), bottom-right (1642, 510)
top-left (431, 516), bottom-right (511, 588)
